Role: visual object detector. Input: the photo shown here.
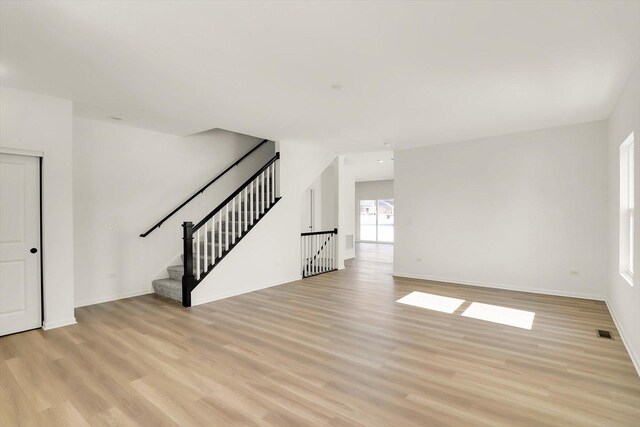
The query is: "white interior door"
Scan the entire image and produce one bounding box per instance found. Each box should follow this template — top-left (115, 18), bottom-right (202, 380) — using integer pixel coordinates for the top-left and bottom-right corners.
top-left (301, 188), bottom-right (314, 232)
top-left (0, 153), bottom-right (41, 336)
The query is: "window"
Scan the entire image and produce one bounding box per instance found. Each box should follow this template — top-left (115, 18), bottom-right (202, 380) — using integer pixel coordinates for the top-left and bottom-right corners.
top-left (359, 199), bottom-right (394, 243)
top-left (620, 132), bottom-right (634, 285)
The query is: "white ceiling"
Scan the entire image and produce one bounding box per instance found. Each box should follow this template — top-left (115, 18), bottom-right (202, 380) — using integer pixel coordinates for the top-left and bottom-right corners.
top-left (344, 151), bottom-right (394, 182)
top-left (1, 1), bottom-right (639, 153)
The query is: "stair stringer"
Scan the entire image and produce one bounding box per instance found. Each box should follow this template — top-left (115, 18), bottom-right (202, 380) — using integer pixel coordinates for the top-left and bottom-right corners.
top-left (190, 141), bottom-right (337, 306)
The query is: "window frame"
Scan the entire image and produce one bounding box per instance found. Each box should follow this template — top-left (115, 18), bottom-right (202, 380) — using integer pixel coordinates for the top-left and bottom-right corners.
top-left (619, 132), bottom-right (635, 285)
top-left (358, 198), bottom-right (394, 243)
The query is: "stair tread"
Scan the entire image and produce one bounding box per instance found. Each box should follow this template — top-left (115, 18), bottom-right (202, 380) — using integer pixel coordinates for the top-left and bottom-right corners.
top-left (153, 277), bottom-right (181, 287)
top-left (152, 278), bottom-right (182, 303)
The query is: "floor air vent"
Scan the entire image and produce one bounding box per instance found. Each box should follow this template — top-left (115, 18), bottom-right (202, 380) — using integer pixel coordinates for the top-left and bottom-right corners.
top-left (597, 330), bottom-right (613, 339)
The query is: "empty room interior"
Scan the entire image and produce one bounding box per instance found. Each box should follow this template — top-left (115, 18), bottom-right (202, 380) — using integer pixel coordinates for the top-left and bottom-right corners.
top-left (2, 1), bottom-right (640, 425)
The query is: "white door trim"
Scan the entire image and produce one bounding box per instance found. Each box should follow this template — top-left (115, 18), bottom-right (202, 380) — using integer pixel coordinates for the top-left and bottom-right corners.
top-left (0, 146), bottom-right (44, 157)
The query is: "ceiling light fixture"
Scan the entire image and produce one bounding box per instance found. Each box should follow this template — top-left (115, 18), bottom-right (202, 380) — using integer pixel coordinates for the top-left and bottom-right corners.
top-left (378, 160), bottom-right (384, 163)
top-left (331, 84), bottom-right (343, 91)
top-left (383, 142), bottom-right (391, 147)
top-left (110, 116), bottom-right (123, 121)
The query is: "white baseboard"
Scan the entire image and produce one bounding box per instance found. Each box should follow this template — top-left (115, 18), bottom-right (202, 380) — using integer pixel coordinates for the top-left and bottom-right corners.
top-left (75, 289), bottom-right (152, 308)
top-left (392, 272), bottom-right (606, 301)
top-left (192, 275), bottom-right (302, 306)
top-left (43, 317), bottom-right (77, 330)
top-left (606, 300), bottom-right (640, 377)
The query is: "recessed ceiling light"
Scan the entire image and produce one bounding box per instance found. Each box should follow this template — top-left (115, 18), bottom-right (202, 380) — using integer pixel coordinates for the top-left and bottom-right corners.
top-left (110, 116), bottom-right (123, 121)
top-left (378, 160), bottom-right (384, 163)
top-left (383, 142), bottom-right (391, 147)
top-left (331, 84), bottom-right (343, 91)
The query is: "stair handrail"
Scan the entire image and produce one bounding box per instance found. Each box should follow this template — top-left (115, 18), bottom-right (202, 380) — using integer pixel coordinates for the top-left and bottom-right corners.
top-left (140, 139), bottom-right (270, 237)
top-left (300, 229), bottom-right (338, 236)
top-left (192, 152), bottom-right (280, 231)
top-left (182, 152), bottom-right (281, 307)
top-left (302, 229), bottom-right (337, 262)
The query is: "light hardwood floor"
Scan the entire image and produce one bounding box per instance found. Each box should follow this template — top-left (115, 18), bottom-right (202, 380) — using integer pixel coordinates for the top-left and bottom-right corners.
top-left (2, 243), bottom-right (639, 426)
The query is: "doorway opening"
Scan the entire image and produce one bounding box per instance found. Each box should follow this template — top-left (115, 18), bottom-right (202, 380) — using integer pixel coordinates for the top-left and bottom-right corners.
top-left (359, 199), bottom-right (394, 243)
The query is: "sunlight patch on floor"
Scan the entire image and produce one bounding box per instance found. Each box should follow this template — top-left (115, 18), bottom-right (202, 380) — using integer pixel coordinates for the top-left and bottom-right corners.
top-left (461, 302), bottom-right (535, 329)
top-left (396, 291), bottom-right (465, 313)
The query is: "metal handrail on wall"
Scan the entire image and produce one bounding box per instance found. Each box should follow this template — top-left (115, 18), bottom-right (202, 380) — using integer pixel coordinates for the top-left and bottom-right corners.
top-left (140, 139), bottom-right (270, 237)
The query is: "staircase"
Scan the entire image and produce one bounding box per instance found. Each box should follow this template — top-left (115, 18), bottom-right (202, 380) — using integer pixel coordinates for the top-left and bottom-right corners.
top-left (142, 142), bottom-right (280, 307)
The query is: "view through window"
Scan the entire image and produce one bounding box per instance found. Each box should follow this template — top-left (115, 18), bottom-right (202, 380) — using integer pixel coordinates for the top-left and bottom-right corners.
top-left (359, 199), bottom-right (394, 242)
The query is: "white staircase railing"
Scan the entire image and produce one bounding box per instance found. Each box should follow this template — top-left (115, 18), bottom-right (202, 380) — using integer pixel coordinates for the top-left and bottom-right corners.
top-left (182, 153), bottom-right (280, 306)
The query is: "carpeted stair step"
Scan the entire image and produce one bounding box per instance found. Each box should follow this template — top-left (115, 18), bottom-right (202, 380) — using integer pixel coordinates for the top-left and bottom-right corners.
top-left (152, 278), bottom-right (182, 302)
top-left (167, 265), bottom-right (185, 281)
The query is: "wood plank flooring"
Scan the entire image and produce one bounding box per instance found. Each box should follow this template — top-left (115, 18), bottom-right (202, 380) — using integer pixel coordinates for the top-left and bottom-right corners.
top-left (2, 242), bottom-right (640, 426)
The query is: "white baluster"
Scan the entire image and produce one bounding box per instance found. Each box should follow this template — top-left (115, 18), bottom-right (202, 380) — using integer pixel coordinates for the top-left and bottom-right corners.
top-left (211, 217), bottom-right (216, 266)
top-left (231, 196), bottom-right (236, 245)
top-left (196, 228), bottom-right (201, 280)
top-left (244, 187), bottom-right (248, 231)
top-left (309, 236), bottom-right (316, 275)
top-left (217, 212), bottom-right (222, 258)
top-left (322, 235), bottom-right (326, 273)
top-left (308, 235), bottom-right (311, 277)
top-left (250, 181), bottom-right (254, 225)
top-left (271, 164), bottom-right (276, 204)
top-left (203, 221), bottom-right (208, 273)
top-left (266, 165), bottom-right (270, 209)
top-left (319, 235), bottom-right (323, 274)
top-left (329, 235), bottom-right (332, 271)
top-left (328, 234), bottom-right (331, 271)
top-left (258, 173), bottom-right (262, 215)
top-left (239, 195), bottom-right (242, 234)
top-left (328, 235), bottom-right (331, 271)
top-left (318, 235), bottom-right (321, 274)
top-left (262, 171), bottom-right (266, 214)
top-left (225, 205), bottom-right (229, 251)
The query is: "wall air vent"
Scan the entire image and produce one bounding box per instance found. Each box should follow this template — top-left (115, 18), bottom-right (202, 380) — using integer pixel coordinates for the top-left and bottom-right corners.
top-left (597, 330), bottom-right (613, 339)
top-left (346, 234), bottom-right (354, 249)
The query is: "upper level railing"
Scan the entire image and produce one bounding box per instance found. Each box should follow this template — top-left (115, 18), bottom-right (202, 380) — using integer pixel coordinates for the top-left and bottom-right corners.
top-left (181, 153), bottom-right (281, 306)
top-left (301, 228), bottom-right (338, 278)
top-left (139, 139), bottom-right (270, 237)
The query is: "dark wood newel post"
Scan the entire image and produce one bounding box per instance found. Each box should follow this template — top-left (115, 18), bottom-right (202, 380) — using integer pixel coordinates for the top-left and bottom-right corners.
top-left (182, 222), bottom-right (194, 307)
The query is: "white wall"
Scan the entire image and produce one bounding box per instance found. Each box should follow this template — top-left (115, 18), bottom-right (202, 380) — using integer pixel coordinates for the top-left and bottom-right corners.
top-left (73, 118), bottom-right (272, 306)
top-left (0, 86), bottom-right (76, 329)
top-left (394, 121), bottom-right (608, 300)
top-left (607, 61), bottom-right (640, 373)
top-left (339, 158), bottom-right (356, 260)
top-left (191, 141), bottom-right (336, 305)
top-left (320, 159), bottom-right (338, 230)
top-left (355, 180), bottom-right (394, 242)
